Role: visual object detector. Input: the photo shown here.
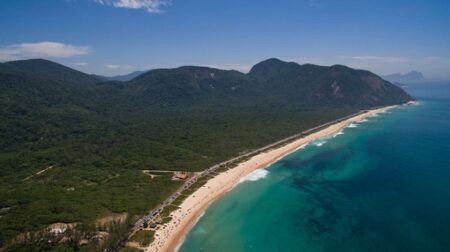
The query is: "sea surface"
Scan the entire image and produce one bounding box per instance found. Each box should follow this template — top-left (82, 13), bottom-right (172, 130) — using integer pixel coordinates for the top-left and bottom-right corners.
top-left (180, 82), bottom-right (450, 252)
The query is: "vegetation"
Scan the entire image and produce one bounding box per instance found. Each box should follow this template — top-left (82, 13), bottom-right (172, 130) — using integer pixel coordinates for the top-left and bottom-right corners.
top-left (119, 248), bottom-right (142, 252)
top-left (172, 194), bottom-right (190, 206)
top-left (130, 230), bottom-right (154, 247)
top-left (4, 217), bottom-right (134, 252)
top-left (0, 58), bottom-right (413, 249)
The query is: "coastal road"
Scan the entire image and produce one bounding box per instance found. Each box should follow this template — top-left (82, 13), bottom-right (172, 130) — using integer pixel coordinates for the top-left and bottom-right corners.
top-left (129, 109), bottom-right (369, 236)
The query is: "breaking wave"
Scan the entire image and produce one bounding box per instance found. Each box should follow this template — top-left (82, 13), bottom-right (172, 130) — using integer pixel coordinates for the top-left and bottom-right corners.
top-left (297, 144), bottom-right (308, 150)
top-left (313, 139), bottom-right (328, 146)
top-left (333, 130), bottom-right (344, 138)
top-left (347, 123), bottom-right (358, 128)
top-left (239, 169), bottom-right (269, 183)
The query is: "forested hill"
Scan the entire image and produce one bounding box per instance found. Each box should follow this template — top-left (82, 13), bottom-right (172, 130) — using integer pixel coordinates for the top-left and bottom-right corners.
top-left (247, 58), bottom-right (413, 106)
top-left (0, 58), bottom-right (413, 249)
top-left (2, 59), bottom-right (98, 85)
top-left (0, 58), bottom-right (412, 111)
top-left (124, 58), bottom-right (412, 107)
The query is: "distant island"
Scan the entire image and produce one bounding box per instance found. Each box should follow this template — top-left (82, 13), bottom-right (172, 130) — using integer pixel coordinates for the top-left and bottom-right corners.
top-left (383, 70), bottom-right (426, 83)
top-left (0, 58), bottom-right (413, 251)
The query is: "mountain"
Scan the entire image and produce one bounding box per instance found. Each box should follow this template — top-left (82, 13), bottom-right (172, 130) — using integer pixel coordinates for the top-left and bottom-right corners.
top-left (0, 58), bottom-right (413, 153)
top-left (0, 58), bottom-right (413, 249)
top-left (125, 58), bottom-right (413, 107)
top-left (94, 70), bottom-right (147, 82)
top-left (247, 58), bottom-right (412, 106)
top-left (1, 57), bottom-right (413, 110)
top-left (3, 59), bottom-right (98, 85)
top-left (383, 70), bottom-right (426, 83)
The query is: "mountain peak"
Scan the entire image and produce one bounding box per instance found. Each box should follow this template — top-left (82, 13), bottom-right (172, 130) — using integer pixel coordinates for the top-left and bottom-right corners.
top-left (407, 70), bottom-right (424, 78)
top-left (383, 70), bottom-right (425, 83)
top-left (251, 58), bottom-right (291, 68)
top-left (249, 58), bottom-right (299, 76)
top-left (4, 58), bottom-right (97, 84)
top-left (5, 58), bottom-right (67, 70)
top-left (1, 58), bottom-right (414, 107)
top-left (259, 58), bottom-right (286, 64)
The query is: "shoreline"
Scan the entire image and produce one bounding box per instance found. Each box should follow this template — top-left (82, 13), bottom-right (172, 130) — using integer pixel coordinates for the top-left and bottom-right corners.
top-left (145, 105), bottom-right (398, 252)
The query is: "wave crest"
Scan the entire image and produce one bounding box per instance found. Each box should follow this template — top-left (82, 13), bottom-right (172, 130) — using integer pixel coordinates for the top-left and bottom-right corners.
top-left (347, 123), bottom-right (358, 128)
top-left (239, 169), bottom-right (269, 183)
top-left (313, 139), bottom-right (328, 146)
top-left (333, 130), bottom-right (344, 138)
top-left (298, 144), bottom-right (308, 149)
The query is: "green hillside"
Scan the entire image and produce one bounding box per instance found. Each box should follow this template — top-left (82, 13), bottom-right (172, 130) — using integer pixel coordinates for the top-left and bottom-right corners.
top-left (0, 58), bottom-right (413, 250)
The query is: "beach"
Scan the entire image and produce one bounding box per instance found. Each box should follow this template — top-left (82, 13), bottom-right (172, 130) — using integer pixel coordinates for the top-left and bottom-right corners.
top-left (145, 105), bottom-right (398, 252)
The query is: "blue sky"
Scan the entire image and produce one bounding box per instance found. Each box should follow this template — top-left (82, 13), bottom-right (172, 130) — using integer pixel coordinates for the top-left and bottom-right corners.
top-left (1, 0), bottom-right (449, 78)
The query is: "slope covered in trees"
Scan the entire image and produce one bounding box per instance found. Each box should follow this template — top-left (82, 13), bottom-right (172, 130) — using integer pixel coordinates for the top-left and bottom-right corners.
top-left (0, 58), bottom-right (413, 249)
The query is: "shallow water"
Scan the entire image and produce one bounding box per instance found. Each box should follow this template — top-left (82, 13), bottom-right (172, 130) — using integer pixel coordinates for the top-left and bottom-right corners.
top-left (180, 82), bottom-right (450, 252)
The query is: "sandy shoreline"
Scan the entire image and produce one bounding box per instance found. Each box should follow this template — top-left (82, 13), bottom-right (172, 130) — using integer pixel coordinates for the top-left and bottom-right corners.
top-left (145, 105), bottom-right (398, 252)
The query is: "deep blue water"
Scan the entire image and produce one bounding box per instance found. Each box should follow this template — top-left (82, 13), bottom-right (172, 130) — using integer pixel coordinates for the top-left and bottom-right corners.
top-left (181, 82), bottom-right (450, 252)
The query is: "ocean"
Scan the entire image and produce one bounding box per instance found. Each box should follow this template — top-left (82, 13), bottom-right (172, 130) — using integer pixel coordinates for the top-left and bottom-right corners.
top-left (180, 82), bottom-right (450, 252)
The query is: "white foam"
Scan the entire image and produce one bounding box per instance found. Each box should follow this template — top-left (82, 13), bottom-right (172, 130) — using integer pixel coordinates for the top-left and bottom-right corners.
top-left (358, 118), bottom-right (368, 123)
top-left (239, 169), bottom-right (269, 183)
top-left (347, 123), bottom-right (358, 128)
top-left (313, 139), bottom-right (328, 146)
top-left (297, 143), bottom-right (308, 150)
top-left (333, 130), bottom-right (344, 138)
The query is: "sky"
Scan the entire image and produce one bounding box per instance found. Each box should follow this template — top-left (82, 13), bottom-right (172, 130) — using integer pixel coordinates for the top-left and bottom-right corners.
top-left (1, 0), bottom-right (450, 79)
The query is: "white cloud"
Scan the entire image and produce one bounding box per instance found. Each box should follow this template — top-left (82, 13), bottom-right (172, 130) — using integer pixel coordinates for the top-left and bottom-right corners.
top-left (73, 62), bottom-right (89, 66)
top-left (0, 42), bottom-right (91, 61)
top-left (94, 0), bottom-right (171, 13)
top-left (105, 64), bottom-right (120, 69)
top-left (105, 64), bottom-right (134, 70)
top-left (122, 64), bottom-right (135, 70)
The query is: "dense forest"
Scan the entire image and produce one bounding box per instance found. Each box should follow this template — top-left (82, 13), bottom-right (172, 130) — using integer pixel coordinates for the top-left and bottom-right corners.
top-left (0, 58), bottom-right (412, 250)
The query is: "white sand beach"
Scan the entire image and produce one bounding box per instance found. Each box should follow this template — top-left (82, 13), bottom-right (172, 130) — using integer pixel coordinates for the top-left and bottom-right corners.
top-left (145, 106), bottom-right (397, 252)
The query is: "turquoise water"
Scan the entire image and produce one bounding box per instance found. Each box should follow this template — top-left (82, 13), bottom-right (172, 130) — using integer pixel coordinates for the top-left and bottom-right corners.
top-left (181, 83), bottom-right (450, 252)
